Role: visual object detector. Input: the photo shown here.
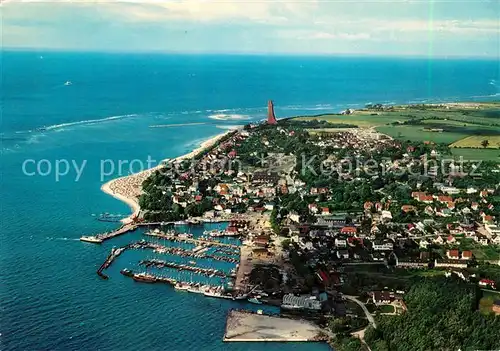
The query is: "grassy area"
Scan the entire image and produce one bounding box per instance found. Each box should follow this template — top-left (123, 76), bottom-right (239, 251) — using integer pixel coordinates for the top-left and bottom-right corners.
top-left (295, 113), bottom-right (407, 127)
top-left (378, 304), bottom-right (395, 314)
top-left (479, 296), bottom-right (495, 315)
top-left (450, 148), bottom-right (500, 161)
top-left (376, 125), bottom-right (466, 144)
top-left (450, 135), bottom-right (500, 148)
top-left (457, 238), bottom-right (500, 260)
top-left (306, 128), bottom-right (356, 134)
top-left (294, 104), bottom-right (500, 150)
top-left (394, 269), bottom-right (447, 278)
top-left (478, 290), bottom-right (500, 315)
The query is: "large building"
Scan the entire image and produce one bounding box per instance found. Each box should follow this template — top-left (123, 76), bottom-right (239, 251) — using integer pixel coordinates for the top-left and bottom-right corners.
top-left (282, 294), bottom-right (322, 310)
top-left (267, 100), bottom-right (278, 125)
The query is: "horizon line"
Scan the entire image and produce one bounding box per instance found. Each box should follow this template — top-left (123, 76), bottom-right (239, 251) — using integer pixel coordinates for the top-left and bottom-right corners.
top-left (2, 47), bottom-right (498, 60)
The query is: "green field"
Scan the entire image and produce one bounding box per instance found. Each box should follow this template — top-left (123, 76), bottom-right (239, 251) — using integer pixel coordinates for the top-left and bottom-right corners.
top-left (451, 148), bottom-right (500, 161)
top-left (295, 113), bottom-right (408, 127)
top-left (295, 103), bottom-right (500, 161)
top-left (450, 135), bottom-right (500, 148)
top-left (378, 304), bottom-right (395, 314)
top-left (479, 290), bottom-right (500, 315)
top-left (376, 125), bottom-right (466, 144)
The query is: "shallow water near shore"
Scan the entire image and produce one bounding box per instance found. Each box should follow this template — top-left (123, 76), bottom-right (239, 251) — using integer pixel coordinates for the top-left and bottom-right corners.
top-left (1, 51), bottom-right (499, 350)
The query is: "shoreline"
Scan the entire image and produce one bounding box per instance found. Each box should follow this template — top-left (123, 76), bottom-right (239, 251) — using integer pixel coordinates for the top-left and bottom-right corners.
top-left (101, 131), bottom-right (231, 223)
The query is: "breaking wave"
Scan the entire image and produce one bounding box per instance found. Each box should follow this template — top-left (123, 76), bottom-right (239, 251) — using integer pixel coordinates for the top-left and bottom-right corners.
top-left (207, 114), bottom-right (251, 121)
top-left (215, 125), bottom-right (242, 130)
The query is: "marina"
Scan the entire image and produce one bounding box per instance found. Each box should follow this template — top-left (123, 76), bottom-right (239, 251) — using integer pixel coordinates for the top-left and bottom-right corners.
top-left (139, 259), bottom-right (233, 278)
top-left (120, 269), bottom-right (241, 300)
top-left (144, 230), bottom-right (240, 249)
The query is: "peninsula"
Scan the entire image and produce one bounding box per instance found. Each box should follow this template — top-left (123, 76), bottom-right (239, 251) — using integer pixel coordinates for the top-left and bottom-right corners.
top-left (91, 101), bottom-right (500, 350)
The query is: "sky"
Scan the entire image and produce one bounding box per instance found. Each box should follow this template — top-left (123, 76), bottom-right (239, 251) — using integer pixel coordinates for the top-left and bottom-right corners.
top-left (2, 0), bottom-right (499, 57)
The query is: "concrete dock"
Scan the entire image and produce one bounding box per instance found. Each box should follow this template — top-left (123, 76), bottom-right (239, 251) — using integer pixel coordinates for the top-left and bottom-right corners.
top-left (145, 231), bottom-right (240, 249)
top-left (96, 246), bottom-right (128, 279)
top-left (223, 310), bottom-right (326, 342)
top-left (80, 223), bottom-right (138, 243)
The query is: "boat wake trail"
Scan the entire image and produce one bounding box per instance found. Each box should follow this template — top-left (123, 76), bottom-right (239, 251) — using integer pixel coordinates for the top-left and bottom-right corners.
top-left (46, 237), bottom-right (80, 241)
top-left (42, 114), bottom-right (139, 131)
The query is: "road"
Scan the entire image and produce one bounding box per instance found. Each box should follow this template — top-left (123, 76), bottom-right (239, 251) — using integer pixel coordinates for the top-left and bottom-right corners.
top-left (344, 295), bottom-right (377, 329)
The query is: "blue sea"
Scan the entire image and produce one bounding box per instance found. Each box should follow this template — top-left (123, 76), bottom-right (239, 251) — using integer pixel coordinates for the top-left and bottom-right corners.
top-left (0, 51), bottom-right (498, 351)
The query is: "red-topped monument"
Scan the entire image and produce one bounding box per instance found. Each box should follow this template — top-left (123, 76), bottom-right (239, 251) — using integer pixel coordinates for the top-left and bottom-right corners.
top-left (267, 100), bottom-right (278, 125)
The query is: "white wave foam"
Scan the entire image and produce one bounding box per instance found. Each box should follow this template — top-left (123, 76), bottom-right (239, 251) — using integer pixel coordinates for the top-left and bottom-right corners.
top-left (470, 92), bottom-right (500, 98)
top-left (215, 124), bottom-right (243, 130)
top-left (42, 114), bottom-right (138, 131)
top-left (208, 114), bottom-right (250, 121)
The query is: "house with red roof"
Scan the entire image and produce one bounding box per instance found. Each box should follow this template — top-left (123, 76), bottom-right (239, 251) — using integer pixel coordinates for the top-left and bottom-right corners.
top-left (419, 194), bottom-right (434, 203)
top-left (447, 249), bottom-right (460, 259)
top-left (461, 250), bottom-right (473, 260)
top-left (401, 205), bottom-right (417, 213)
top-left (341, 226), bottom-right (357, 235)
top-left (479, 279), bottom-right (497, 289)
top-left (436, 195), bottom-right (453, 203)
top-left (483, 215), bottom-right (494, 224)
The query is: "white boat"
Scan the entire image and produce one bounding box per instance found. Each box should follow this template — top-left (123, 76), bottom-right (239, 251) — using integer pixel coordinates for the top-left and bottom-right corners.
top-left (64, 80), bottom-right (72, 86)
top-left (248, 297), bottom-right (262, 304)
top-left (174, 221), bottom-right (187, 226)
top-left (204, 290), bottom-right (222, 298)
top-left (79, 236), bottom-right (103, 244)
top-left (174, 283), bottom-right (189, 291)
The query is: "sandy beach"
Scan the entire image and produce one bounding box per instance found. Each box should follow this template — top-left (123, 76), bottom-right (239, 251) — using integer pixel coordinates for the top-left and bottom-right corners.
top-left (101, 132), bottom-right (231, 223)
top-left (224, 310), bottom-right (324, 342)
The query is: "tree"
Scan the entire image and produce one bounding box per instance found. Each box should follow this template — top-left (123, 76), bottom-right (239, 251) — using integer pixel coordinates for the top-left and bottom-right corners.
top-left (481, 139), bottom-right (490, 148)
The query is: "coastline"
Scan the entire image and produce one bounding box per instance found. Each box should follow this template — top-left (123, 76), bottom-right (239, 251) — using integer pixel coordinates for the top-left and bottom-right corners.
top-left (101, 131), bottom-right (231, 223)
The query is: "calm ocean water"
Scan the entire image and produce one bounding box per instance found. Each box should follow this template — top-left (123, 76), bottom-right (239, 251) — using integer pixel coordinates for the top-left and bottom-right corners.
top-left (0, 51), bottom-right (498, 351)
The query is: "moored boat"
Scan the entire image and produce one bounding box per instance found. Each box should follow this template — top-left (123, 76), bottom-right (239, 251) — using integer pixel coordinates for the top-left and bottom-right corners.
top-left (248, 297), bottom-right (262, 304)
top-left (132, 273), bottom-right (157, 283)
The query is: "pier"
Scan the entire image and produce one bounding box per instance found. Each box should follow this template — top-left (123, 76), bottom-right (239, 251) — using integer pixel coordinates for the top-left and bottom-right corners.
top-left (80, 223), bottom-right (138, 243)
top-left (144, 242), bottom-right (239, 263)
top-left (145, 231), bottom-right (240, 249)
top-left (96, 246), bottom-right (128, 279)
top-left (139, 259), bottom-right (233, 278)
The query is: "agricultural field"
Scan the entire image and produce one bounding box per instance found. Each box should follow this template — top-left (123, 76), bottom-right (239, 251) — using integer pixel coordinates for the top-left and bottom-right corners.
top-left (450, 135), bottom-right (500, 148)
top-left (451, 148), bottom-right (500, 161)
top-left (295, 113), bottom-right (408, 128)
top-left (295, 102), bottom-right (500, 161)
top-left (376, 125), bottom-right (466, 144)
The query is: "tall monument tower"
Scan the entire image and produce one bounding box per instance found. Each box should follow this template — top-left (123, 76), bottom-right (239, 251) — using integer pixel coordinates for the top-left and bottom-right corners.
top-left (267, 100), bottom-right (278, 125)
